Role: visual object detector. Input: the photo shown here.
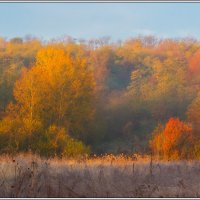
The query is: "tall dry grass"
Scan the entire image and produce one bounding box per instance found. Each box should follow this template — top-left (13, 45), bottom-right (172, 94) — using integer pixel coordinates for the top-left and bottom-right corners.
top-left (0, 153), bottom-right (199, 197)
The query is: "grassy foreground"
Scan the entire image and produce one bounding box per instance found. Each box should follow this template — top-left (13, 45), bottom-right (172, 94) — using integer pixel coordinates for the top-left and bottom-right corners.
top-left (0, 153), bottom-right (199, 197)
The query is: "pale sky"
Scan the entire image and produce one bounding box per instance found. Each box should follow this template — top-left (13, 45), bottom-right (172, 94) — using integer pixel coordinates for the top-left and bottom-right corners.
top-left (0, 3), bottom-right (200, 41)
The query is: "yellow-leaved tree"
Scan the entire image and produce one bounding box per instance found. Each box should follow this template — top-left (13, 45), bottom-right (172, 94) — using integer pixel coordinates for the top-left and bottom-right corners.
top-left (0, 45), bottom-right (95, 157)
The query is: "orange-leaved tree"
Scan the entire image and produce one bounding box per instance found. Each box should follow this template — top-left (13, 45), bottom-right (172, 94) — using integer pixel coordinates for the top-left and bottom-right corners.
top-left (189, 51), bottom-right (200, 75)
top-left (150, 117), bottom-right (193, 160)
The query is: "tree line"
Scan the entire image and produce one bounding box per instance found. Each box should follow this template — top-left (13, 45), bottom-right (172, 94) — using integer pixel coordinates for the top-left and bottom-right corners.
top-left (0, 35), bottom-right (200, 159)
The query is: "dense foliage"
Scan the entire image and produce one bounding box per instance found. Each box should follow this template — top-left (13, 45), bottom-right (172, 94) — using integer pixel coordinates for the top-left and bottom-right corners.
top-left (0, 35), bottom-right (200, 158)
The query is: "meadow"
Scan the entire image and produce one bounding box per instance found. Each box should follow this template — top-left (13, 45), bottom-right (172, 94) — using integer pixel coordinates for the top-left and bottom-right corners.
top-left (0, 153), bottom-right (199, 198)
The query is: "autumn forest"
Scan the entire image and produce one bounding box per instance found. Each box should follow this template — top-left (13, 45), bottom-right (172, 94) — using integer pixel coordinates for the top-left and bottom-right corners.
top-left (0, 35), bottom-right (200, 160)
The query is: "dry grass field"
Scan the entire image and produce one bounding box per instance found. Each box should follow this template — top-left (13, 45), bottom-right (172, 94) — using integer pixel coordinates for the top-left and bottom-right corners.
top-left (0, 153), bottom-right (199, 198)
